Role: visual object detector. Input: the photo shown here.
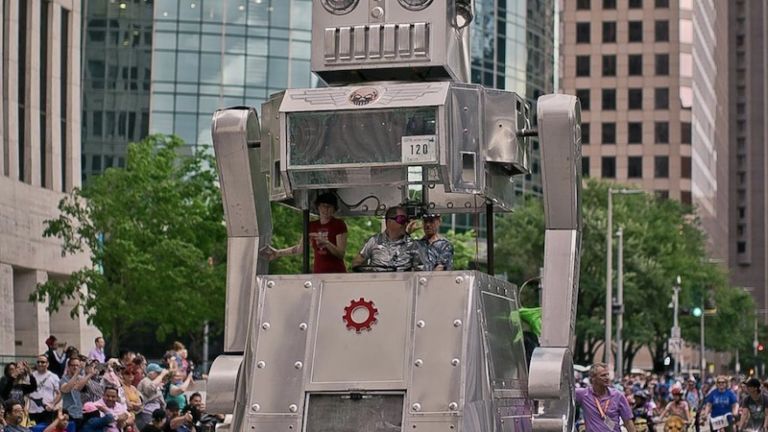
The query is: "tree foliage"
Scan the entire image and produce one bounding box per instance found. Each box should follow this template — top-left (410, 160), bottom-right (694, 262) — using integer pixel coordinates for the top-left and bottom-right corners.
top-left (33, 135), bottom-right (227, 353)
top-left (494, 178), bottom-right (754, 372)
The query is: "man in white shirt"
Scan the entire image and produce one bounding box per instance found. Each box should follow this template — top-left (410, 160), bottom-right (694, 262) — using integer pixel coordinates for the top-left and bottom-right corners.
top-left (88, 337), bottom-right (106, 363)
top-left (28, 355), bottom-right (61, 425)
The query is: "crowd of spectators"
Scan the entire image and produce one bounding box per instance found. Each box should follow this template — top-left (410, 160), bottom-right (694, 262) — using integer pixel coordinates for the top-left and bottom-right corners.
top-left (0, 337), bottom-right (219, 432)
top-left (576, 369), bottom-right (768, 432)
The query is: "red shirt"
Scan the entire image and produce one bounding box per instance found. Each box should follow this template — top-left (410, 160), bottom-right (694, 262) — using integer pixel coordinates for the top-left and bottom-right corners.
top-left (310, 217), bottom-right (348, 273)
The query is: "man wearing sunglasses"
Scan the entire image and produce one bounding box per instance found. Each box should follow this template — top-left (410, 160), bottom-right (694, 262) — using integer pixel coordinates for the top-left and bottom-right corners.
top-left (351, 206), bottom-right (425, 272)
top-left (416, 213), bottom-right (453, 271)
top-left (29, 355), bottom-right (61, 425)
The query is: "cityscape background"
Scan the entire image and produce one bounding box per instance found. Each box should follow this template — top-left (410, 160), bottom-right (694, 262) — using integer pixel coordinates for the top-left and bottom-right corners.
top-left (0, 0), bottom-right (766, 364)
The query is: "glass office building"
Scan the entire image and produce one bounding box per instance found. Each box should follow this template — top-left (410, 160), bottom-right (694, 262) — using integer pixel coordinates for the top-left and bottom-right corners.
top-left (149, 0), bottom-right (314, 150)
top-left (81, 0), bottom-right (314, 180)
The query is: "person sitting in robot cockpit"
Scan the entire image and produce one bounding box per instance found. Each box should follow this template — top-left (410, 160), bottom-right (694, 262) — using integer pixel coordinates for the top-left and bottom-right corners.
top-left (351, 206), bottom-right (426, 272)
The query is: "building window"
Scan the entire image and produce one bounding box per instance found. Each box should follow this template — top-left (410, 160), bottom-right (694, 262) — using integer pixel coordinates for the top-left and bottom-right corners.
top-left (602, 55), bottom-right (616, 76)
top-left (628, 122), bottom-right (643, 144)
top-left (582, 122), bottom-right (590, 144)
top-left (655, 0), bottom-right (669, 7)
top-left (576, 55), bottom-right (591, 76)
top-left (602, 89), bottom-right (616, 110)
top-left (681, 156), bottom-right (692, 179)
top-left (654, 156), bottom-right (669, 178)
top-left (628, 88), bottom-right (643, 109)
top-left (602, 122), bottom-right (616, 144)
top-left (681, 191), bottom-right (692, 206)
top-left (654, 87), bottom-right (669, 109)
top-left (629, 0), bottom-right (642, 8)
top-left (603, 0), bottom-right (616, 9)
top-left (655, 122), bottom-right (669, 143)
top-left (602, 157), bottom-right (616, 178)
top-left (655, 20), bottom-right (669, 41)
top-left (577, 89), bottom-right (590, 110)
top-left (582, 156), bottom-right (590, 177)
top-left (655, 54), bottom-right (669, 75)
top-left (628, 21), bottom-right (643, 42)
top-left (577, 23), bottom-right (591, 43)
top-left (656, 190), bottom-right (669, 200)
top-left (681, 122), bottom-right (692, 143)
top-left (628, 54), bottom-right (643, 75)
top-left (628, 156), bottom-right (643, 178)
top-left (577, 0), bottom-right (591, 9)
top-left (603, 22), bottom-right (617, 43)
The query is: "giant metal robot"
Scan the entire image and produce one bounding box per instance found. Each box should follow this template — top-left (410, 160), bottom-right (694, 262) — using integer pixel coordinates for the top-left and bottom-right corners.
top-left (207, 1), bottom-right (582, 431)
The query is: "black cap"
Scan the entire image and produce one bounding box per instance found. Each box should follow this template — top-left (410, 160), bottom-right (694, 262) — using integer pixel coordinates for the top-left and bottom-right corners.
top-left (421, 212), bottom-right (441, 220)
top-left (165, 400), bottom-right (180, 411)
top-left (746, 378), bottom-right (762, 388)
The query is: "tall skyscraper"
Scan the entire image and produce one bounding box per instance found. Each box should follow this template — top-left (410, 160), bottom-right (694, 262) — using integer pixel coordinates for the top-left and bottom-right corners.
top-left (1, 0), bottom-right (99, 356)
top-left (561, 0), bottom-right (693, 204)
top-left (720, 0), bottom-right (768, 314)
top-left (81, 0), bottom-right (315, 180)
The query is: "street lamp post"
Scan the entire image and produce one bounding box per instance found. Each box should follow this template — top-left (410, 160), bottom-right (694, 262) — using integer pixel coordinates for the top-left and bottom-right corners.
top-left (616, 228), bottom-right (624, 379)
top-left (671, 275), bottom-right (682, 376)
top-left (605, 188), bottom-right (643, 373)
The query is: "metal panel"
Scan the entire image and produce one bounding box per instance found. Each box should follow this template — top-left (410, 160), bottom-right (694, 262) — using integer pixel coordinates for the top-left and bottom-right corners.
top-left (223, 237), bottom-right (259, 353)
top-left (409, 273), bottom-right (468, 414)
top-left (484, 90), bottom-right (530, 174)
top-left (383, 24), bottom-right (397, 58)
top-left (353, 26), bottom-right (366, 59)
top-left (540, 230), bottom-right (580, 349)
top-left (448, 85), bottom-right (482, 193)
top-left (205, 355), bottom-right (242, 415)
top-left (323, 28), bottom-right (336, 61)
top-left (369, 24), bottom-right (382, 58)
top-left (413, 23), bottom-right (428, 56)
top-left (537, 94), bottom-right (582, 231)
top-left (244, 415), bottom-right (300, 432)
top-left (309, 276), bottom-right (413, 387)
top-left (398, 24), bottom-right (411, 56)
top-left (249, 278), bottom-right (315, 415)
top-left (338, 27), bottom-right (352, 60)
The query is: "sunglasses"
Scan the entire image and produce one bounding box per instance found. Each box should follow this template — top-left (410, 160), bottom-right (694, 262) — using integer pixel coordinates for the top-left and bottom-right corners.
top-left (717, 381), bottom-right (727, 384)
top-left (387, 215), bottom-right (408, 225)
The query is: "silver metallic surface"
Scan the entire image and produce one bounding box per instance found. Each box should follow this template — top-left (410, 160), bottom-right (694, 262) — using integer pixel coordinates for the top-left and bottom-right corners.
top-left (311, 0), bottom-right (472, 83)
top-left (205, 355), bottom-right (242, 416)
top-left (527, 94), bottom-right (583, 432)
top-left (211, 108), bottom-right (271, 353)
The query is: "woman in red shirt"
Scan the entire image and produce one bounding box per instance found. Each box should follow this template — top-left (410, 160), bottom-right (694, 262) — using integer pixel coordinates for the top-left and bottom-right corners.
top-left (268, 193), bottom-right (348, 273)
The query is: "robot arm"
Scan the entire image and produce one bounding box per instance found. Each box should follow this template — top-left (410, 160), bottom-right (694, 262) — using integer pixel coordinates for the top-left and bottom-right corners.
top-left (528, 94), bottom-right (583, 432)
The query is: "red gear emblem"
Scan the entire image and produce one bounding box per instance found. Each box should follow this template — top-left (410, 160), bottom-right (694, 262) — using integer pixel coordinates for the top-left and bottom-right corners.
top-left (343, 298), bottom-right (379, 333)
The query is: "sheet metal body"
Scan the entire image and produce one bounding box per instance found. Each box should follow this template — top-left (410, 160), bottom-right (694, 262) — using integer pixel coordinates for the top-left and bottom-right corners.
top-left (225, 272), bottom-right (532, 432)
top-left (208, 1), bottom-right (582, 431)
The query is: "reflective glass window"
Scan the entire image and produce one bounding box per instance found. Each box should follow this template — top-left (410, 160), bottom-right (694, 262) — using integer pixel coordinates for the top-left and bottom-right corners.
top-left (576, 89), bottom-right (590, 110)
top-left (654, 88), bottom-right (669, 109)
top-left (226, 35), bottom-right (247, 54)
top-left (628, 157), bottom-right (642, 178)
top-left (681, 122), bottom-right (692, 144)
top-left (602, 157), bottom-right (616, 178)
top-left (655, 54), bottom-right (669, 75)
top-left (201, 34), bottom-right (222, 52)
top-left (628, 122), bottom-right (642, 144)
top-left (681, 156), bottom-right (692, 179)
top-left (153, 94), bottom-right (174, 111)
top-left (199, 53), bottom-right (221, 84)
top-left (628, 21), bottom-right (642, 42)
top-left (654, 156), bottom-right (669, 178)
top-left (628, 54), bottom-right (642, 75)
top-left (179, 0), bottom-right (201, 21)
top-left (175, 95), bottom-right (198, 113)
top-left (154, 31), bottom-right (177, 50)
top-left (156, 0), bottom-right (178, 20)
top-left (226, 0), bottom-right (247, 25)
top-left (602, 89), bottom-right (616, 110)
top-left (577, 0), bottom-right (590, 9)
top-left (202, 0), bottom-right (223, 22)
top-left (602, 123), bottom-right (616, 144)
top-left (602, 55), bottom-right (616, 76)
top-left (576, 56), bottom-right (590, 77)
top-left (576, 22), bottom-right (590, 43)
top-left (654, 122), bottom-right (669, 143)
top-left (602, 22), bottom-right (616, 43)
top-left (175, 113), bottom-right (198, 144)
top-left (268, 58), bottom-right (289, 88)
top-left (655, 20), bottom-right (669, 42)
top-left (223, 55), bottom-right (245, 86)
top-left (153, 51), bottom-right (177, 81)
top-left (628, 88), bottom-right (642, 109)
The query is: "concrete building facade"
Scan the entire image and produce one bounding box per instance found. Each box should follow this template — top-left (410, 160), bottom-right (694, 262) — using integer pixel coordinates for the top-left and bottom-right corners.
top-left (561, 0), bottom-right (693, 204)
top-left (1, 0), bottom-right (98, 357)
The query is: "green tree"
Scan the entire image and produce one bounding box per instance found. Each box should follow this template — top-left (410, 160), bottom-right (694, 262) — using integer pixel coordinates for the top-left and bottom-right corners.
top-left (32, 135), bottom-right (226, 355)
top-left (495, 179), bottom-right (748, 372)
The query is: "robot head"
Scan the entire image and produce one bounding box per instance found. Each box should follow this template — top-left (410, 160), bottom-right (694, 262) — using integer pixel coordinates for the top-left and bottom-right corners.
top-left (311, 0), bottom-right (474, 84)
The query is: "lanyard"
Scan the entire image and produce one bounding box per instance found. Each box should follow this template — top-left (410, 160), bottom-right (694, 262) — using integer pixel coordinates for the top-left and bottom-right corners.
top-left (594, 396), bottom-right (611, 419)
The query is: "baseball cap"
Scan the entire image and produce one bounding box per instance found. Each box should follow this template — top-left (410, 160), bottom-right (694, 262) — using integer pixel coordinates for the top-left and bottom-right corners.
top-left (146, 363), bottom-right (163, 374)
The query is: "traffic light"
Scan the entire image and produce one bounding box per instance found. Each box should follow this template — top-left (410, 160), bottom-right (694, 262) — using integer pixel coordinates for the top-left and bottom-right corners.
top-left (692, 307), bottom-right (703, 317)
top-left (759, 343), bottom-right (765, 352)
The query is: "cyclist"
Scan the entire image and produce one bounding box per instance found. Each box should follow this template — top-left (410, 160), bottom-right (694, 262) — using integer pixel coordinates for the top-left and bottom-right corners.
top-left (701, 376), bottom-right (739, 432)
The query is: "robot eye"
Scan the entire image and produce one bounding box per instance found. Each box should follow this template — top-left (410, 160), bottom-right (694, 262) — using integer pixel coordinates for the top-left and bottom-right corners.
top-left (320, 0), bottom-right (358, 15)
top-left (397, 0), bottom-right (433, 10)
